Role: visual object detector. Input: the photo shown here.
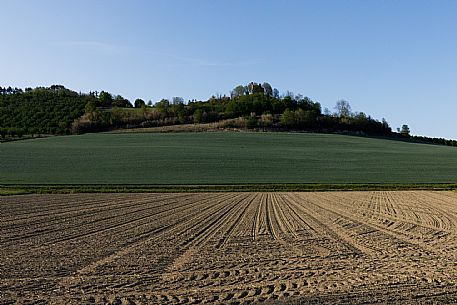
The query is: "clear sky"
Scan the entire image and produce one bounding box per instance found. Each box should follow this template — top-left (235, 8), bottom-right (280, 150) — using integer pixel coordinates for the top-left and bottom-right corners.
top-left (2, 0), bottom-right (457, 138)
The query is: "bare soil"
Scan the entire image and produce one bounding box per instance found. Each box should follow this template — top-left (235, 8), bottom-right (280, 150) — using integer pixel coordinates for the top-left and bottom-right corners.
top-left (2, 192), bottom-right (457, 304)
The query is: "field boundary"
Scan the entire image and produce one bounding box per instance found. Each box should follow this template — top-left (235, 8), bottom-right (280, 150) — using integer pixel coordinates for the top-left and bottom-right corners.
top-left (2, 183), bottom-right (457, 195)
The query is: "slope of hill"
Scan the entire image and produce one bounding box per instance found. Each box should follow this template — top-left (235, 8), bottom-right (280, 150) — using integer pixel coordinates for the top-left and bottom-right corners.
top-left (0, 85), bottom-right (132, 137)
top-left (1, 132), bottom-right (457, 185)
top-left (0, 86), bottom-right (89, 135)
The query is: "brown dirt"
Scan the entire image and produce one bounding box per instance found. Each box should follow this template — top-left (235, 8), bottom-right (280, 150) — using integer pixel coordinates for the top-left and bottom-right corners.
top-left (107, 120), bottom-right (243, 133)
top-left (2, 191), bottom-right (457, 304)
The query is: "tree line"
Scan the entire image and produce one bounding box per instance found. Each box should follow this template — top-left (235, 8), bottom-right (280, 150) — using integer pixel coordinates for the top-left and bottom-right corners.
top-left (1, 83), bottom-right (457, 147)
top-left (69, 82), bottom-right (392, 137)
top-left (0, 85), bottom-right (134, 137)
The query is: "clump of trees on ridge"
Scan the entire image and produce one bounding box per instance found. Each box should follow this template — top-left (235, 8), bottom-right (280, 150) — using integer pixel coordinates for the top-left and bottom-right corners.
top-left (1, 82), bottom-right (456, 147)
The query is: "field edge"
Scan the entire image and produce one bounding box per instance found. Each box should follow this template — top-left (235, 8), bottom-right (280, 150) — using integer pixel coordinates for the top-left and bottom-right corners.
top-left (2, 183), bottom-right (457, 195)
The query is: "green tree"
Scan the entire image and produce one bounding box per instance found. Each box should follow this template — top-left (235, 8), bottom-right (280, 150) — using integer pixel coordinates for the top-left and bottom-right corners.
top-left (231, 85), bottom-right (247, 98)
top-left (247, 82), bottom-right (264, 94)
top-left (112, 95), bottom-right (131, 108)
top-left (273, 88), bottom-right (280, 98)
top-left (280, 109), bottom-right (295, 126)
top-left (85, 100), bottom-right (96, 120)
top-left (262, 82), bottom-right (273, 97)
top-left (155, 99), bottom-right (170, 119)
top-left (134, 98), bottom-right (146, 108)
top-left (0, 128), bottom-right (6, 139)
top-left (400, 124), bottom-right (410, 137)
top-left (98, 91), bottom-right (113, 107)
top-left (193, 109), bottom-right (203, 123)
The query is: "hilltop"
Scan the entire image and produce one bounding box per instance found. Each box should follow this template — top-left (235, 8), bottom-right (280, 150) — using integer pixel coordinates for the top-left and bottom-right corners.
top-left (1, 82), bottom-right (455, 147)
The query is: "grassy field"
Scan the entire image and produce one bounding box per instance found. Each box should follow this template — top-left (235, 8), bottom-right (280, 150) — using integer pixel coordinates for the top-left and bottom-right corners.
top-left (2, 132), bottom-right (457, 185)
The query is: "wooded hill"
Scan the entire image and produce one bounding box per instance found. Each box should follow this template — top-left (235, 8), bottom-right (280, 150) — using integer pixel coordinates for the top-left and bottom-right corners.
top-left (1, 82), bottom-right (456, 147)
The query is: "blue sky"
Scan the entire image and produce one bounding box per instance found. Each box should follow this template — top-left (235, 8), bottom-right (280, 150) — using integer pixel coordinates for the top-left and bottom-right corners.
top-left (2, 0), bottom-right (457, 138)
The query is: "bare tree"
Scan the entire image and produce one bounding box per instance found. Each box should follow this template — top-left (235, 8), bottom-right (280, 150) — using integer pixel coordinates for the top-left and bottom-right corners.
top-left (334, 99), bottom-right (352, 117)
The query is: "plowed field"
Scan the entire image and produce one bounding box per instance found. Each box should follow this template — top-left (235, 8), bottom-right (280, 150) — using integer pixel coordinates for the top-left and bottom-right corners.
top-left (2, 192), bottom-right (457, 304)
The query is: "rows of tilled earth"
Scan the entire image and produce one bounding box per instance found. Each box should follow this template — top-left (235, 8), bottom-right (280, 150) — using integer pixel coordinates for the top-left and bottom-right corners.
top-left (2, 191), bottom-right (457, 304)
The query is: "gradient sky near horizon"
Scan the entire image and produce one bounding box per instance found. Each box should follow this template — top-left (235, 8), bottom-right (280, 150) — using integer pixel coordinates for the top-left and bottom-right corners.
top-left (2, 1), bottom-right (457, 138)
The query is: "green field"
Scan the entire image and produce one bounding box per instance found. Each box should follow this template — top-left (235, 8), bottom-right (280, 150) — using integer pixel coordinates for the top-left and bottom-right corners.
top-left (2, 132), bottom-right (457, 184)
